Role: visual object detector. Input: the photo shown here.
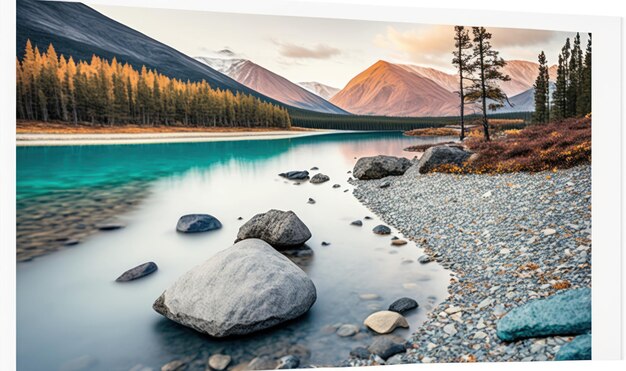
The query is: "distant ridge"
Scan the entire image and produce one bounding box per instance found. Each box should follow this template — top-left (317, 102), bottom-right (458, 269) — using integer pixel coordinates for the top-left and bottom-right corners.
top-left (196, 56), bottom-right (348, 114)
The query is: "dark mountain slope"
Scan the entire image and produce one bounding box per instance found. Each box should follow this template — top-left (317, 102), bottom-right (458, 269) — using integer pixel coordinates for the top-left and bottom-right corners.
top-left (16, 0), bottom-right (258, 96)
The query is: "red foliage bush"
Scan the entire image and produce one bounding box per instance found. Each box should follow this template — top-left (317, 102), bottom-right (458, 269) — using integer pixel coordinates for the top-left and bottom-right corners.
top-left (432, 117), bottom-right (591, 174)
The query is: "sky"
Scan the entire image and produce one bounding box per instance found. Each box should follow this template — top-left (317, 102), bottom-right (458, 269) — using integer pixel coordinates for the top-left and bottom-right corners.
top-left (91, 4), bottom-right (584, 89)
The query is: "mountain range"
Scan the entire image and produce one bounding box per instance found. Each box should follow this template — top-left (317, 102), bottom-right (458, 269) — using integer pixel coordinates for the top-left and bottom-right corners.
top-left (329, 60), bottom-right (558, 117)
top-left (18, 0), bottom-right (554, 119)
top-left (195, 55), bottom-right (347, 114)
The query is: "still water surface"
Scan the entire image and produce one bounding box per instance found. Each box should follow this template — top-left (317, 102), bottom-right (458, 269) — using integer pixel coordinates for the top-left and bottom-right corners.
top-left (17, 132), bottom-right (453, 370)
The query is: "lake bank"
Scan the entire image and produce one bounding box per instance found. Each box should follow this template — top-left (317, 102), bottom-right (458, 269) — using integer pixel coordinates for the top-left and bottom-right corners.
top-left (347, 164), bottom-right (591, 364)
top-left (16, 130), bottom-right (337, 146)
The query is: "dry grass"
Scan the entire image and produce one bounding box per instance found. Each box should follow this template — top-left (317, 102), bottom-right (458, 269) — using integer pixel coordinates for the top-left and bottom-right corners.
top-left (17, 120), bottom-right (309, 134)
top-left (404, 141), bottom-right (461, 153)
top-left (432, 117), bottom-right (591, 174)
top-left (404, 127), bottom-right (460, 137)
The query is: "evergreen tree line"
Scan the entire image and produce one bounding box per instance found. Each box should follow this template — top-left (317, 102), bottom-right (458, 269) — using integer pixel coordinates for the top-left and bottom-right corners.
top-left (16, 40), bottom-right (291, 129)
top-left (534, 33), bottom-right (591, 123)
top-left (452, 26), bottom-right (511, 141)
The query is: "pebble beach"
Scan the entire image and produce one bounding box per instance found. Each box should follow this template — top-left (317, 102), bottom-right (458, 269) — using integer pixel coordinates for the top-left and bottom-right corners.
top-left (347, 164), bottom-right (592, 364)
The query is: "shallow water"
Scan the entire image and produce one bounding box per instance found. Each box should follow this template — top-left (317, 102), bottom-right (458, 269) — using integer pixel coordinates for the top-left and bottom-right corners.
top-left (17, 132), bottom-right (453, 371)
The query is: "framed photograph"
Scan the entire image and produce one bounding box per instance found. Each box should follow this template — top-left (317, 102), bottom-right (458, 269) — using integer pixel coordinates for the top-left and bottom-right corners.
top-left (2, 0), bottom-right (622, 370)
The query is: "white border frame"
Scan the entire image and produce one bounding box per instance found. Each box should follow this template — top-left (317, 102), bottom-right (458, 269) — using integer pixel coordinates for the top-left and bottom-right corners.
top-left (1, 0), bottom-right (623, 370)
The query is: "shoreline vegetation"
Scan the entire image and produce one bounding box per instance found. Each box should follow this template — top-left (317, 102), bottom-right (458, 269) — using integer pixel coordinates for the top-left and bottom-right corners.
top-left (405, 117), bottom-right (591, 174)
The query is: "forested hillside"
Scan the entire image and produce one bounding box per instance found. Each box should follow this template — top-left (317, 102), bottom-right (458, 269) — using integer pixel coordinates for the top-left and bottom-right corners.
top-left (16, 41), bottom-right (291, 129)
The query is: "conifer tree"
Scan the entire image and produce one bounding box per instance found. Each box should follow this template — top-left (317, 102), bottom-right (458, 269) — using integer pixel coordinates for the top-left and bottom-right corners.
top-left (567, 33), bottom-right (583, 117)
top-left (452, 25), bottom-right (474, 140)
top-left (464, 27), bottom-right (511, 141)
top-left (532, 51), bottom-right (550, 123)
top-left (578, 33), bottom-right (592, 115)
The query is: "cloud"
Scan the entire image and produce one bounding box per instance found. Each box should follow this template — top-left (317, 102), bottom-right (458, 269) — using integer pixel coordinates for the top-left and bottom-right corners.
top-left (373, 25), bottom-right (559, 68)
top-left (275, 41), bottom-right (341, 59)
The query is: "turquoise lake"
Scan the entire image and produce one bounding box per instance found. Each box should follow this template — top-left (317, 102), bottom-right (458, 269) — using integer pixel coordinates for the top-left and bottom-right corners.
top-left (17, 132), bottom-right (453, 370)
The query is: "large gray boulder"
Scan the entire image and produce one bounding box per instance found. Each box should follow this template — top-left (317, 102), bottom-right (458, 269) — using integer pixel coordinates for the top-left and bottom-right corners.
top-left (236, 209), bottom-right (311, 249)
top-left (496, 288), bottom-right (591, 342)
top-left (416, 145), bottom-right (471, 174)
top-left (153, 239), bottom-right (317, 337)
top-left (353, 156), bottom-right (412, 180)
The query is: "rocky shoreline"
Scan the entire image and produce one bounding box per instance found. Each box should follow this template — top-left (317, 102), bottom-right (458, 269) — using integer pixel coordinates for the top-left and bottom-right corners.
top-left (346, 164), bottom-right (591, 364)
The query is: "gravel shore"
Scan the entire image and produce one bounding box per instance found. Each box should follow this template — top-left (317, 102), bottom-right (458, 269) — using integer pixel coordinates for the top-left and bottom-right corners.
top-left (348, 164), bottom-right (591, 364)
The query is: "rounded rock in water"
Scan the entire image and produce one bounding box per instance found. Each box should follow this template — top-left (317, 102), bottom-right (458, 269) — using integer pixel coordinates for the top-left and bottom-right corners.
top-left (153, 239), bottom-right (317, 337)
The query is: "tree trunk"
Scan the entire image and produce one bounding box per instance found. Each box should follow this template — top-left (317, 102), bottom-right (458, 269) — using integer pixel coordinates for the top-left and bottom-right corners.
top-left (479, 39), bottom-right (490, 141)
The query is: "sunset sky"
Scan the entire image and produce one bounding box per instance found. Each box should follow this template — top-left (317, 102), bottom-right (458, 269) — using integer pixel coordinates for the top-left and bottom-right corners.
top-left (92, 4), bottom-right (584, 89)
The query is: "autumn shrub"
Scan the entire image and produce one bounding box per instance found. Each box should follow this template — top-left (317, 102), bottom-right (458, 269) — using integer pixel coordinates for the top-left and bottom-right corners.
top-left (431, 117), bottom-right (591, 174)
top-left (404, 127), bottom-right (459, 137)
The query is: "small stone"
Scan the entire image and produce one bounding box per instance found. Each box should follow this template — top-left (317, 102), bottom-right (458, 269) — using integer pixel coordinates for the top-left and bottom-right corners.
top-left (477, 298), bottom-right (495, 309)
top-left (332, 184), bottom-right (341, 188)
top-left (391, 239), bottom-right (407, 246)
top-left (161, 359), bottom-right (187, 371)
top-left (96, 223), bottom-right (125, 231)
top-left (336, 324), bottom-right (359, 337)
top-left (386, 354), bottom-right (404, 365)
top-left (379, 181), bottom-right (391, 188)
top-left (176, 214), bottom-right (222, 233)
top-left (482, 191), bottom-right (492, 198)
top-left (310, 167), bottom-right (319, 170)
top-left (444, 306), bottom-right (463, 315)
top-left (351, 220), bottom-right (363, 226)
top-left (388, 297), bottom-right (418, 314)
top-left (321, 241), bottom-right (330, 246)
top-left (116, 262), bottom-right (158, 282)
top-left (237, 217), bottom-right (243, 220)
top-left (443, 324), bottom-right (457, 335)
top-left (350, 347), bottom-right (371, 360)
top-left (476, 318), bottom-right (486, 329)
top-left (246, 356), bottom-right (277, 370)
top-left (276, 355), bottom-right (300, 369)
top-left (426, 342), bottom-right (437, 351)
top-left (208, 354), bottom-right (231, 371)
top-left (309, 173), bottom-right (329, 184)
top-left (364, 216), bottom-right (373, 220)
top-left (449, 313), bottom-right (463, 322)
top-left (542, 228), bottom-right (557, 236)
top-left (307, 198), bottom-right (316, 204)
top-left (367, 335), bottom-right (407, 360)
top-left (364, 311), bottom-right (409, 334)
top-left (372, 225), bottom-right (391, 235)
top-left (473, 331), bottom-right (488, 340)
top-left (418, 255), bottom-right (433, 264)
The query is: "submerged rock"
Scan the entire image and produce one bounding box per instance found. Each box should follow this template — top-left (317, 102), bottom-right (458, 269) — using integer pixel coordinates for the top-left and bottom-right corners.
top-left (96, 223), bottom-right (125, 231)
top-left (310, 173), bottom-right (330, 184)
top-left (418, 255), bottom-right (433, 264)
top-left (276, 355), bottom-right (300, 369)
top-left (416, 145), bottom-right (471, 174)
top-left (372, 225), bottom-right (391, 235)
top-left (153, 239), bottom-right (317, 337)
top-left (176, 214), bottom-right (222, 233)
top-left (353, 156), bottom-right (412, 180)
top-left (351, 220), bottom-right (363, 227)
top-left (391, 239), bottom-right (407, 246)
top-left (246, 356), bottom-right (277, 370)
top-left (160, 359), bottom-right (188, 371)
top-left (496, 288), bottom-right (591, 341)
top-left (208, 354), bottom-right (231, 371)
top-left (116, 262), bottom-right (158, 282)
top-left (236, 209), bottom-right (311, 249)
top-left (367, 335), bottom-right (407, 360)
top-left (350, 347), bottom-right (371, 360)
top-left (364, 311), bottom-right (409, 334)
top-left (555, 334), bottom-right (591, 360)
top-left (279, 170), bottom-right (309, 180)
top-left (388, 297), bottom-right (418, 314)
top-left (336, 324), bottom-right (360, 337)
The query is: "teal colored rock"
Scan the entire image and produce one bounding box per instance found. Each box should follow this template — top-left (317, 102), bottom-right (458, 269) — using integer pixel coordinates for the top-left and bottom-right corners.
top-left (555, 334), bottom-right (591, 360)
top-left (496, 288), bottom-right (591, 342)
